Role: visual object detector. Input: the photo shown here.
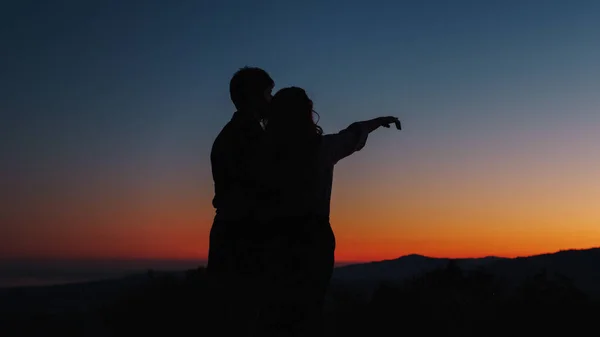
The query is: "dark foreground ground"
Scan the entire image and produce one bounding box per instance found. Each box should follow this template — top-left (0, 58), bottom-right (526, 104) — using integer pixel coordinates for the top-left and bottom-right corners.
top-left (1, 260), bottom-right (599, 337)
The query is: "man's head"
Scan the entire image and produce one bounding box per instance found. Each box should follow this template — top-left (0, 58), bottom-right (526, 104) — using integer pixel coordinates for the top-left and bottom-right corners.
top-left (229, 67), bottom-right (274, 120)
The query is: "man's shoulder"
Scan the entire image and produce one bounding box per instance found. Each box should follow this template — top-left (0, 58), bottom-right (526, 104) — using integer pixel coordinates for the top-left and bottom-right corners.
top-left (211, 115), bottom-right (264, 154)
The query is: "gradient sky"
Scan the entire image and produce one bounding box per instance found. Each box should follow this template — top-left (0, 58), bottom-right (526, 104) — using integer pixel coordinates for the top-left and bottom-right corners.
top-left (2, 0), bottom-right (599, 262)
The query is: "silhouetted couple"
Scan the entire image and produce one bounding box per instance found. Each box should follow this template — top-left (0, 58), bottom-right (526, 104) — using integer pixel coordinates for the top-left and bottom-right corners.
top-left (206, 67), bottom-right (400, 337)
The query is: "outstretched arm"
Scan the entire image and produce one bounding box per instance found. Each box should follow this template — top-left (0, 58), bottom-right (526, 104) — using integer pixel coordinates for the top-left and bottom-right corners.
top-left (323, 116), bottom-right (401, 165)
top-left (357, 116), bottom-right (401, 133)
top-left (351, 116), bottom-right (400, 151)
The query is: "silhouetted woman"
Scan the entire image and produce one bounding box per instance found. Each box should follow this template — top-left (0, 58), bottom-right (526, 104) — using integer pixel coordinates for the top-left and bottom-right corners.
top-left (258, 87), bottom-right (400, 336)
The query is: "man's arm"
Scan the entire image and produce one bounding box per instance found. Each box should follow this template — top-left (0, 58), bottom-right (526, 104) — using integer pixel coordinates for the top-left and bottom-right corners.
top-left (213, 125), bottom-right (272, 204)
top-left (216, 138), bottom-right (265, 188)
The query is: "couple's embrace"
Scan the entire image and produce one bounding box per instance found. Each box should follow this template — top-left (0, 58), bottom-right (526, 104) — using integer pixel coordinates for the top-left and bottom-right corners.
top-left (206, 67), bottom-right (400, 336)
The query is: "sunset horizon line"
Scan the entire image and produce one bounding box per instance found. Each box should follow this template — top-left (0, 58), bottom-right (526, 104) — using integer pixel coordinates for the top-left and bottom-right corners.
top-left (2, 246), bottom-right (598, 266)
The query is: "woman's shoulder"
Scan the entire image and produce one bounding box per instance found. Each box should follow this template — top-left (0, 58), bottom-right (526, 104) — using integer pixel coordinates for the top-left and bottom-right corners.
top-left (317, 134), bottom-right (344, 163)
top-left (318, 134), bottom-right (337, 149)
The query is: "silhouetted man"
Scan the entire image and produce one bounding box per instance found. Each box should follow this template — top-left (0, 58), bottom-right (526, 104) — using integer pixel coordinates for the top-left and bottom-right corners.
top-left (206, 67), bottom-right (274, 336)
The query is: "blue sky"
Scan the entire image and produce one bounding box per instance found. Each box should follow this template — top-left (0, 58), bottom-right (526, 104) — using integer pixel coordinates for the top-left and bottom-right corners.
top-left (2, 0), bottom-right (600, 260)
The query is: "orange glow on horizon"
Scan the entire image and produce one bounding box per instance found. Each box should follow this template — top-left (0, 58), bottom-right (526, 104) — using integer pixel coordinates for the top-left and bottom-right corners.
top-left (3, 191), bottom-right (598, 262)
top-left (2, 131), bottom-right (599, 262)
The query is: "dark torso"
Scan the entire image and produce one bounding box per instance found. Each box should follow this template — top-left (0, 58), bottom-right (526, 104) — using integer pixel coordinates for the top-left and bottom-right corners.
top-left (211, 110), bottom-right (266, 222)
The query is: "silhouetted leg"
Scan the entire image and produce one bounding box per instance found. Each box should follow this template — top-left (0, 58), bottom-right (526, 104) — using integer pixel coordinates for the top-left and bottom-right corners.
top-left (206, 220), bottom-right (244, 336)
top-left (206, 219), bottom-right (263, 337)
top-left (253, 235), bottom-right (294, 337)
top-left (255, 217), bottom-right (335, 337)
top-left (293, 220), bottom-right (335, 337)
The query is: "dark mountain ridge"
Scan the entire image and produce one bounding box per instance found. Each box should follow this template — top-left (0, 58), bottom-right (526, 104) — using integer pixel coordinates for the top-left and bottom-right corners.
top-left (332, 247), bottom-right (600, 297)
top-left (2, 247), bottom-right (598, 318)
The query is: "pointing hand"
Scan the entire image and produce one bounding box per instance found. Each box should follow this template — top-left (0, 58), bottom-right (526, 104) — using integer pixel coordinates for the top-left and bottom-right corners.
top-left (379, 116), bottom-right (401, 130)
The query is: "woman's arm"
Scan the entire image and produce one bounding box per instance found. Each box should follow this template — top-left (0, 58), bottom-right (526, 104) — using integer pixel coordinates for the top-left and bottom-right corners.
top-left (356, 116), bottom-right (401, 134)
top-left (323, 116), bottom-right (400, 165)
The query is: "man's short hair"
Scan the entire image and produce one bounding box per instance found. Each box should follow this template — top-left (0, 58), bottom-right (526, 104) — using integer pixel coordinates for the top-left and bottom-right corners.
top-left (229, 67), bottom-right (274, 110)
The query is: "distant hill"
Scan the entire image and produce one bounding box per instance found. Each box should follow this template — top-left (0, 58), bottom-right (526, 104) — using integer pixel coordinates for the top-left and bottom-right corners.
top-left (3, 248), bottom-right (599, 318)
top-left (332, 248), bottom-right (600, 297)
top-left (2, 249), bottom-right (599, 336)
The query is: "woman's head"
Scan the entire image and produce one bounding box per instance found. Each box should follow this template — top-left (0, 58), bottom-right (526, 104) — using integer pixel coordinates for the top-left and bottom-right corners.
top-left (266, 87), bottom-right (322, 194)
top-left (266, 87), bottom-right (323, 141)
